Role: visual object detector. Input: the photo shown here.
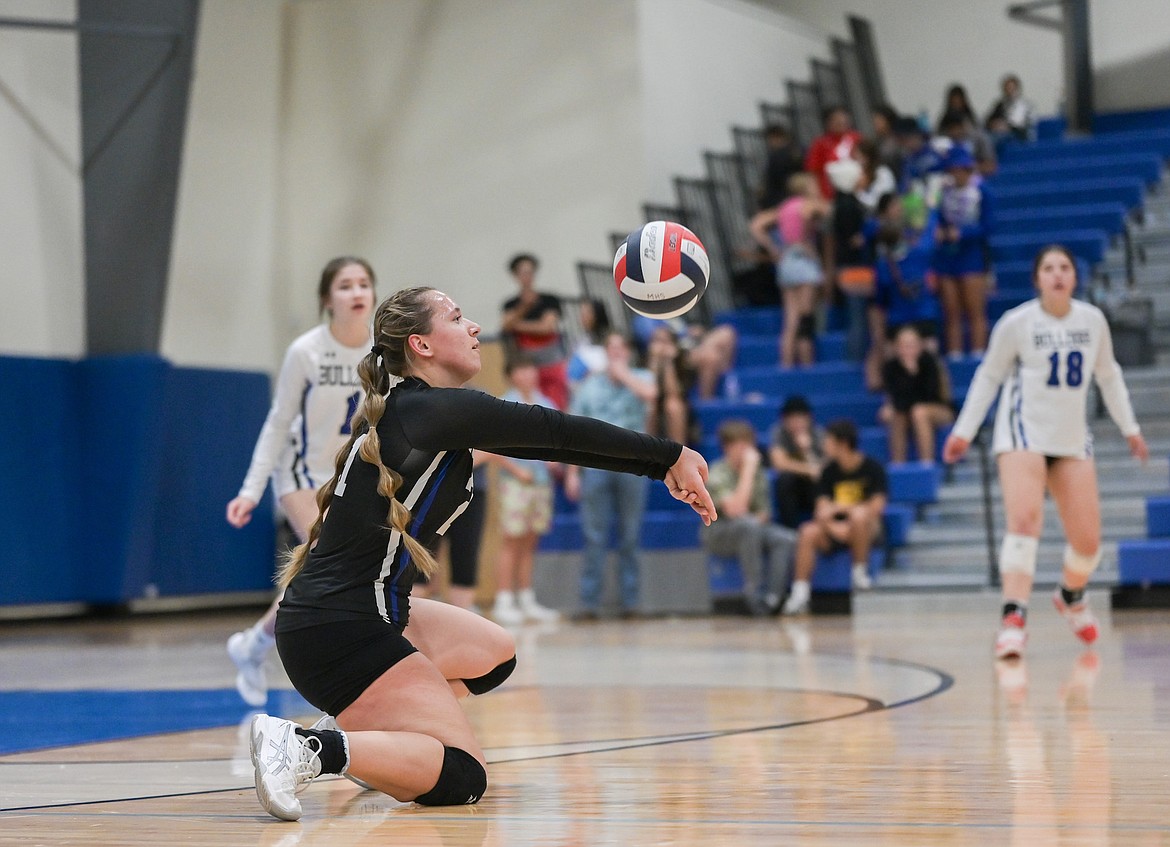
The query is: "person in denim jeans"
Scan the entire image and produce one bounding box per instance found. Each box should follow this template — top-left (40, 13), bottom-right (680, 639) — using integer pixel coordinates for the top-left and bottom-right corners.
top-left (564, 333), bottom-right (657, 618)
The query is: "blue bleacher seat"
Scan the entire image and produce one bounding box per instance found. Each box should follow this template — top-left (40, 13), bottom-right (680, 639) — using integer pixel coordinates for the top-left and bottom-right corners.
top-left (817, 331), bottom-right (847, 361)
top-left (713, 307), bottom-right (781, 336)
top-left (1147, 496), bottom-right (1170, 538)
top-left (987, 177), bottom-right (1146, 213)
top-left (708, 555), bottom-right (745, 597)
top-left (883, 503), bottom-right (914, 548)
top-left (999, 129), bottom-right (1170, 164)
top-left (1118, 539), bottom-right (1170, 586)
top-left (991, 229), bottom-right (1110, 264)
top-left (886, 462), bottom-right (940, 506)
top-left (811, 548), bottom-right (882, 591)
top-left (993, 256), bottom-right (1091, 293)
top-left (994, 203), bottom-right (1129, 237)
top-left (860, 426), bottom-right (888, 464)
top-left (694, 399), bottom-right (780, 436)
top-left (735, 335), bottom-right (778, 368)
top-left (992, 153), bottom-right (1165, 186)
top-left (539, 510), bottom-right (699, 552)
top-left (734, 362), bottom-right (866, 398)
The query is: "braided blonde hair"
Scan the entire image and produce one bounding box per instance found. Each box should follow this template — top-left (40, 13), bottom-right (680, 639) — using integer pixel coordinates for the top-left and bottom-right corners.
top-left (279, 287), bottom-right (441, 587)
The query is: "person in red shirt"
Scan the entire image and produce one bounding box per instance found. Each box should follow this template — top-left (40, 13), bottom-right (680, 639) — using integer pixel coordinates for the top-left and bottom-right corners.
top-left (500, 253), bottom-right (569, 409)
top-left (804, 105), bottom-right (862, 199)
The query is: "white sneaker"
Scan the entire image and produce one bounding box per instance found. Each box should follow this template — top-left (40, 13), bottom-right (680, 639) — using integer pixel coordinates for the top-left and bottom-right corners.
top-left (852, 565), bottom-right (873, 591)
top-left (227, 629), bottom-right (271, 707)
top-left (995, 612), bottom-right (1027, 660)
top-left (491, 592), bottom-right (525, 626)
top-left (310, 715), bottom-right (374, 791)
top-left (782, 581), bottom-right (810, 615)
top-left (250, 714), bottom-right (321, 821)
top-left (518, 589), bottom-right (560, 623)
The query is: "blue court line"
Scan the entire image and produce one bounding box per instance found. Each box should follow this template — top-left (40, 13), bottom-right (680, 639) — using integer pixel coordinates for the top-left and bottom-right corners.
top-left (0, 688), bottom-right (313, 755)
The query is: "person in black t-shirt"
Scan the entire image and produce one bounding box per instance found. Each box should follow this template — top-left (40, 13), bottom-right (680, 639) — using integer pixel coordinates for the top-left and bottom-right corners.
top-left (246, 287), bottom-right (717, 822)
top-left (783, 420), bottom-right (887, 614)
top-left (879, 324), bottom-right (954, 464)
top-left (767, 395), bottom-right (824, 529)
top-left (500, 253), bottom-right (569, 409)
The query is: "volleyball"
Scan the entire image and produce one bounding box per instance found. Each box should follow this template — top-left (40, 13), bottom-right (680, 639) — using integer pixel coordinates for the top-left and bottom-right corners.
top-left (613, 221), bottom-right (709, 319)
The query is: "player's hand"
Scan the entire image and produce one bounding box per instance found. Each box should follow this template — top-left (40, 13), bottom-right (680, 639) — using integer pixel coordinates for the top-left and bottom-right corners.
top-left (1128, 433), bottom-right (1150, 464)
top-left (665, 447), bottom-right (718, 526)
top-left (226, 496), bottom-right (257, 528)
top-left (942, 433), bottom-right (969, 464)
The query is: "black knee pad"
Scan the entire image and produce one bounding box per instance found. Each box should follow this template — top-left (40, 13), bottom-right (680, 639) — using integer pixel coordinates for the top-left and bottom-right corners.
top-left (464, 655), bottom-right (516, 695)
top-left (797, 313), bottom-right (817, 341)
top-left (414, 746), bottom-right (487, 806)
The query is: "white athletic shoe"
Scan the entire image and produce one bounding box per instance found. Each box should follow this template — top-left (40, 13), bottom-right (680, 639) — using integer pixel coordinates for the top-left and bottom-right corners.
top-left (250, 714), bottom-right (321, 821)
top-left (518, 589), bottom-right (560, 623)
top-left (227, 629), bottom-right (271, 707)
top-left (1052, 589), bottom-right (1099, 645)
top-left (491, 592), bottom-right (525, 626)
top-left (995, 612), bottom-right (1027, 660)
top-left (851, 565), bottom-right (873, 591)
top-left (309, 715), bottom-right (375, 791)
top-left (782, 581), bottom-right (811, 615)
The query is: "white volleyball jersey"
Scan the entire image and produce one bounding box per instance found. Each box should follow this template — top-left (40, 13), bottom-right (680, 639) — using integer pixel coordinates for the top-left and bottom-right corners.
top-left (952, 298), bottom-right (1139, 458)
top-left (238, 324), bottom-right (369, 502)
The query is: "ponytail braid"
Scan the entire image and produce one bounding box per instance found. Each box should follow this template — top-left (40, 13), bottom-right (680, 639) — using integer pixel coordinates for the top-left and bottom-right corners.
top-left (279, 287), bottom-right (439, 588)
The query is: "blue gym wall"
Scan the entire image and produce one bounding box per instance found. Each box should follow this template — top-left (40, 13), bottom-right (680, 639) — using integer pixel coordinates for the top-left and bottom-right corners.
top-left (0, 355), bottom-right (275, 608)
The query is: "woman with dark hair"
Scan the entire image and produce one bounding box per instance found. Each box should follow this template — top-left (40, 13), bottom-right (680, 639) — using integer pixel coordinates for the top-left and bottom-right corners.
top-left (247, 287), bottom-right (716, 821)
top-left (944, 246), bottom-right (1148, 660)
top-left (936, 83), bottom-right (978, 132)
top-left (224, 256), bottom-right (375, 708)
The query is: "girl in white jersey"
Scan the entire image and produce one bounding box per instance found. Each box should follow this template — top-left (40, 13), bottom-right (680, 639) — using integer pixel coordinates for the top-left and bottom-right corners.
top-left (224, 257), bottom-right (375, 705)
top-left (943, 246), bottom-right (1148, 659)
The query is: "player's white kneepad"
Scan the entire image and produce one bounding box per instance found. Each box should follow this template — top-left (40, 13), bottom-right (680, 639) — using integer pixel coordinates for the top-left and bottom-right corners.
top-left (1000, 533), bottom-right (1039, 576)
top-left (1064, 544), bottom-right (1102, 576)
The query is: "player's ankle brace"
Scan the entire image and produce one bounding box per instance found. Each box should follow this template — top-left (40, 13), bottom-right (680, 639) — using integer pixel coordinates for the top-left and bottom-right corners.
top-left (295, 727), bottom-right (348, 775)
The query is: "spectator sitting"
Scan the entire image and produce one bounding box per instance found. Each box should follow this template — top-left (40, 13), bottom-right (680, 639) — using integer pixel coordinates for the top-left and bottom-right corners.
top-left (646, 324), bottom-right (694, 445)
top-left (879, 324), bottom-right (955, 465)
top-left (567, 298), bottom-right (610, 387)
top-left (768, 395), bottom-right (825, 529)
top-left (631, 314), bottom-right (738, 401)
top-left (936, 112), bottom-right (998, 176)
top-left (500, 253), bottom-right (569, 409)
top-left (933, 145), bottom-right (993, 359)
top-left (749, 172), bottom-right (829, 367)
top-left (984, 73), bottom-right (1035, 143)
top-left (758, 123), bottom-right (805, 210)
top-left (783, 419), bottom-right (888, 614)
top-left (702, 420), bottom-right (797, 616)
top-left (868, 192), bottom-right (943, 386)
top-left (805, 104), bottom-right (862, 199)
top-left (935, 83), bottom-right (978, 134)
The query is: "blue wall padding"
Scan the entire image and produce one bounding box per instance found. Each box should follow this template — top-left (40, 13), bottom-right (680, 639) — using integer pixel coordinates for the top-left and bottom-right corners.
top-left (0, 357), bottom-right (85, 604)
top-left (0, 354), bottom-right (275, 607)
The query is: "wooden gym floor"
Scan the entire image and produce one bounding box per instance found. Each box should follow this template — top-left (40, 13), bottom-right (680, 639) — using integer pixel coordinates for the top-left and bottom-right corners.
top-left (1, 592), bottom-right (1168, 846)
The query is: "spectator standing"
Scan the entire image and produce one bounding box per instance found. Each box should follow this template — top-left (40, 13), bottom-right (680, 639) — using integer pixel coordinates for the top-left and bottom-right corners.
top-left (566, 298), bottom-right (610, 388)
top-left (933, 146), bottom-right (994, 358)
top-left (936, 83), bottom-right (978, 133)
top-left (825, 158), bottom-right (873, 363)
top-left (759, 124), bottom-right (805, 210)
top-left (491, 358), bottom-right (561, 625)
top-left (871, 104), bottom-right (905, 181)
top-left (703, 420), bottom-right (796, 616)
top-left (896, 117), bottom-right (945, 212)
top-left (768, 395), bottom-right (824, 529)
top-left (985, 74), bottom-right (1035, 143)
top-left (937, 113), bottom-right (998, 176)
top-left (749, 172), bottom-right (829, 367)
top-left (500, 253), bottom-right (569, 409)
top-left (854, 138), bottom-right (899, 214)
top-left (805, 105), bottom-right (862, 199)
top-left (879, 325), bottom-right (955, 464)
top-left (783, 420), bottom-right (887, 614)
top-left (869, 192), bottom-right (943, 355)
top-left (564, 334), bottom-right (658, 618)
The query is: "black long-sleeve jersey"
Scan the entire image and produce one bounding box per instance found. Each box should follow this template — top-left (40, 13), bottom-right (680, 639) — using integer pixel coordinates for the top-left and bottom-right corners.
top-left (278, 377), bottom-right (683, 630)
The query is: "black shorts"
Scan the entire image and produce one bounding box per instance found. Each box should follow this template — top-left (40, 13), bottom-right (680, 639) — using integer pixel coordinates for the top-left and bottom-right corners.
top-left (276, 618), bottom-right (418, 717)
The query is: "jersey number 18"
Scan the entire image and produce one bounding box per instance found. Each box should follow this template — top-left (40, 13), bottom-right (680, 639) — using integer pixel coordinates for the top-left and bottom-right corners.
top-left (1046, 350), bottom-right (1083, 388)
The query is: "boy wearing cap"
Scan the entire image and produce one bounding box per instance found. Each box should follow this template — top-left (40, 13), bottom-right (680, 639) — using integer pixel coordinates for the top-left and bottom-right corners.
top-left (704, 420), bottom-right (796, 616)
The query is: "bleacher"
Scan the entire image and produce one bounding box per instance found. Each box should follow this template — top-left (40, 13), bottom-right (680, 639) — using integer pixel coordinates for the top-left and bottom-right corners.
top-left (1114, 474), bottom-right (1170, 608)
